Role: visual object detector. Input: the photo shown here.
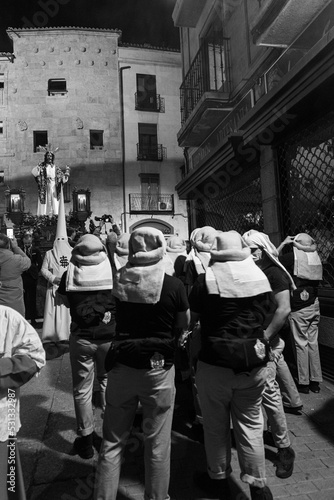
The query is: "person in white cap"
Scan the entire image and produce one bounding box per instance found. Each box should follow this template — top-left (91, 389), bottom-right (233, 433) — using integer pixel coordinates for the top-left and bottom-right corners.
top-left (189, 230), bottom-right (274, 500)
top-left (164, 235), bottom-right (187, 279)
top-left (277, 233), bottom-right (323, 393)
top-left (183, 226), bottom-right (217, 440)
top-left (243, 230), bottom-right (297, 480)
top-left (94, 227), bottom-right (190, 500)
top-left (58, 234), bottom-right (115, 460)
top-left (40, 187), bottom-right (71, 347)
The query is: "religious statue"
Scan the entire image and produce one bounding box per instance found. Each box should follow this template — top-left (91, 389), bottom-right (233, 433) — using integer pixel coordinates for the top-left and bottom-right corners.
top-left (31, 145), bottom-right (70, 216)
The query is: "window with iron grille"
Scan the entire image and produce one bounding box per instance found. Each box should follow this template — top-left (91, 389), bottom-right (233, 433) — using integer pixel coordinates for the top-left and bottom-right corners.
top-left (136, 74), bottom-right (163, 112)
top-left (180, 18), bottom-right (230, 125)
top-left (194, 176), bottom-right (263, 233)
top-left (33, 130), bottom-right (48, 152)
top-left (277, 115), bottom-right (334, 288)
top-left (137, 123), bottom-right (163, 161)
top-left (140, 173), bottom-right (159, 211)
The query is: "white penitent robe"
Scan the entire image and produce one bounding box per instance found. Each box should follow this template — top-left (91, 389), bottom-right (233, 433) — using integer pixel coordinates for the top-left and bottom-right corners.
top-left (40, 241), bottom-right (72, 343)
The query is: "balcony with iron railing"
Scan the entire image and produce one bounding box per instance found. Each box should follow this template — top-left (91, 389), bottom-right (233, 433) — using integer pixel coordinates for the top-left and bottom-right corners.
top-left (178, 36), bottom-right (232, 147)
top-left (137, 144), bottom-right (167, 161)
top-left (135, 93), bottom-right (165, 112)
top-left (249, 1), bottom-right (334, 107)
top-left (129, 194), bottom-right (174, 214)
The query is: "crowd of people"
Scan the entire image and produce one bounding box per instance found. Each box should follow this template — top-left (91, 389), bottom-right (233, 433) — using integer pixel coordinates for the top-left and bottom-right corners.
top-left (0, 216), bottom-right (324, 500)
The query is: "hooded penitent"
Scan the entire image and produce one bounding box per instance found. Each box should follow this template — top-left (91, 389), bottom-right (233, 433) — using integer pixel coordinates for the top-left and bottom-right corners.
top-left (242, 229), bottom-right (296, 291)
top-left (205, 231), bottom-right (272, 297)
top-left (292, 233), bottom-right (323, 280)
top-left (112, 227), bottom-right (166, 304)
top-left (187, 226), bottom-right (217, 275)
top-left (114, 233), bottom-right (130, 270)
top-left (164, 236), bottom-right (187, 276)
top-left (50, 186), bottom-right (72, 272)
top-left (66, 234), bottom-right (113, 292)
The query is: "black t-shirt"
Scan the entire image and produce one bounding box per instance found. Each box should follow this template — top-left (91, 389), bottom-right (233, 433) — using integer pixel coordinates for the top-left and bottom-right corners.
top-left (260, 262), bottom-right (291, 328)
top-left (113, 274), bottom-right (189, 368)
top-left (279, 252), bottom-right (319, 311)
top-left (58, 271), bottom-right (116, 339)
top-left (115, 274), bottom-right (189, 339)
top-left (189, 274), bottom-right (274, 366)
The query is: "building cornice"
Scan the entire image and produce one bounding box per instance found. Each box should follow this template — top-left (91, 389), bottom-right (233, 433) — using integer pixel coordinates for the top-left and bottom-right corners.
top-left (6, 26), bottom-right (122, 40)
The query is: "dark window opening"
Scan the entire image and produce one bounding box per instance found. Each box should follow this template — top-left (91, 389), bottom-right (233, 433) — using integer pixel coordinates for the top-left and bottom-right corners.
top-left (48, 78), bottom-right (67, 96)
top-left (63, 182), bottom-right (71, 203)
top-left (0, 121), bottom-right (3, 135)
top-left (90, 130), bottom-right (104, 150)
top-left (33, 131), bottom-right (48, 152)
top-left (138, 123), bottom-right (158, 160)
top-left (136, 74), bottom-right (157, 110)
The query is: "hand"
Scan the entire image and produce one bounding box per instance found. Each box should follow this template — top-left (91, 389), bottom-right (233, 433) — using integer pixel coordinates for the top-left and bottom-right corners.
top-left (283, 235), bottom-right (295, 245)
top-left (53, 277), bottom-right (61, 285)
top-left (10, 236), bottom-right (18, 249)
top-left (178, 330), bottom-right (192, 348)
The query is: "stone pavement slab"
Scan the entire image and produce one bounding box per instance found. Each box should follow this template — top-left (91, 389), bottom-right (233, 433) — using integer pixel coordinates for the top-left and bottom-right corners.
top-left (17, 348), bottom-right (334, 500)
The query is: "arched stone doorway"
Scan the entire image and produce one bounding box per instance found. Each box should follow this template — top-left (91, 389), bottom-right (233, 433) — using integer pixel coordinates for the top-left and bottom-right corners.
top-left (129, 218), bottom-right (174, 235)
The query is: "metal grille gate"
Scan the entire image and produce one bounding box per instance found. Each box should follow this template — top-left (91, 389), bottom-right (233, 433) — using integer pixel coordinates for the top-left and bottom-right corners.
top-left (277, 114), bottom-right (334, 289)
top-left (195, 177), bottom-right (263, 234)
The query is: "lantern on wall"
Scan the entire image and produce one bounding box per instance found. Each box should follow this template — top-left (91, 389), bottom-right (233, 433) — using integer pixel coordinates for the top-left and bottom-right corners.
top-left (5, 187), bottom-right (26, 225)
top-left (72, 188), bottom-right (91, 225)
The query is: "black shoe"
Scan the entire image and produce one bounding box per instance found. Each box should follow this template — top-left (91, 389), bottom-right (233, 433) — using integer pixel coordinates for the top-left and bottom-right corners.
top-left (283, 405), bottom-right (303, 415)
top-left (275, 446), bottom-right (295, 478)
top-left (73, 434), bottom-right (94, 459)
top-left (250, 485), bottom-right (273, 500)
top-left (297, 384), bottom-right (309, 394)
top-left (193, 471), bottom-right (230, 499)
top-left (309, 381), bottom-right (320, 393)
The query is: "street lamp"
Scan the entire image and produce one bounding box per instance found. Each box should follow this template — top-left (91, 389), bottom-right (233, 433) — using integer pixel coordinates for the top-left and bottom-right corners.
top-left (119, 65), bottom-right (131, 233)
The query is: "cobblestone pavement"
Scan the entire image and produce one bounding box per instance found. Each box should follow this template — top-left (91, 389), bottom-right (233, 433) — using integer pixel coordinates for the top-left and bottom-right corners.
top-left (17, 332), bottom-right (334, 500)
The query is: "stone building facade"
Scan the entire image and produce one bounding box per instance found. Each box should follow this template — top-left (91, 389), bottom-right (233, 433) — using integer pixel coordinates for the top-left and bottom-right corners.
top-left (0, 27), bottom-right (187, 240)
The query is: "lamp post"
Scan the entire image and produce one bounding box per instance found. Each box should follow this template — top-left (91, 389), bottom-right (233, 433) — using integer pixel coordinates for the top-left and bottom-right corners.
top-left (119, 65), bottom-right (131, 233)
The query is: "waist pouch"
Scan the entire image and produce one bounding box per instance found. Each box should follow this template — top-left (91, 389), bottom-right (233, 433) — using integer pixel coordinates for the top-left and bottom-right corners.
top-left (105, 337), bottom-right (175, 371)
top-left (203, 337), bottom-right (270, 373)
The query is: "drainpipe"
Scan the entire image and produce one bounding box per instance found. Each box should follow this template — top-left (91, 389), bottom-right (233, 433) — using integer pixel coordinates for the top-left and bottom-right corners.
top-left (119, 65), bottom-right (131, 233)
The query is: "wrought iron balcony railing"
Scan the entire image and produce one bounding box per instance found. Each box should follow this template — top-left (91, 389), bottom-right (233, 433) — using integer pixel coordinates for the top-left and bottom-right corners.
top-left (129, 194), bottom-right (174, 214)
top-left (135, 93), bottom-right (165, 112)
top-left (137, 144), bottom-right (166, 161)
top-left (180, 36), bottom-right (231, 125)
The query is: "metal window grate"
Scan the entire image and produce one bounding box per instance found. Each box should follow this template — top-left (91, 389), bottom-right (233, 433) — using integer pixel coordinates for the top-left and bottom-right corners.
top-left (277, 114), bottom-right (334, 288)
top-left (195, 177), bottom-right (263, 234)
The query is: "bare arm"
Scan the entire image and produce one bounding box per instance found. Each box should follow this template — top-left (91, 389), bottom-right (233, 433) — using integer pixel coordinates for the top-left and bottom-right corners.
top-left (10, 237), bottom-right (31, 271)
top-left (264, 289), bottom-right (291, 341)
top-left (277, 235), bottom-right (295, 255)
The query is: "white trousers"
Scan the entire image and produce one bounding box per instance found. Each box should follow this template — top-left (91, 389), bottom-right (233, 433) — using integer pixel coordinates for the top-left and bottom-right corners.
top-left (196, 361), bottom-right (268, 488)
